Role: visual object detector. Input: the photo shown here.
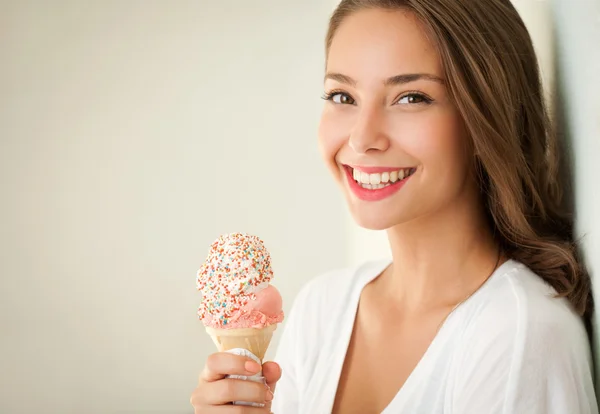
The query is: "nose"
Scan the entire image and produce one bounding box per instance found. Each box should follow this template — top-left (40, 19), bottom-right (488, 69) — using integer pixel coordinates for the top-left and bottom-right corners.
top-left (348, 107), bottom-right (390, 154)
top-left (348, 106), bottom-right (390, 154)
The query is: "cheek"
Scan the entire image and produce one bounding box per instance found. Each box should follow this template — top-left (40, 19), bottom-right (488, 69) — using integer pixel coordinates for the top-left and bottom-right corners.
top-left (318, 109), bottom-right (347, 171)
top-left (394, 108), bottom-right (468, 176)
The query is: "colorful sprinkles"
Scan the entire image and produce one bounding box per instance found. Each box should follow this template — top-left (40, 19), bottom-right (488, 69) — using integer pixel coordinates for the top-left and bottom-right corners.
top-left (196, 233), bottom-right (273, 326)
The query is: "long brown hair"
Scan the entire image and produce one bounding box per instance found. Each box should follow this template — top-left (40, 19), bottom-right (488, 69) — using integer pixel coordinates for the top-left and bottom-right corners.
top-left (327, 0), bottom-right (592, 316)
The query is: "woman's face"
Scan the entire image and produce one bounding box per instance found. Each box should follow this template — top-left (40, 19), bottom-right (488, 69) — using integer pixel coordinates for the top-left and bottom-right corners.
top-left (319, 9), bottom-right (474, 230)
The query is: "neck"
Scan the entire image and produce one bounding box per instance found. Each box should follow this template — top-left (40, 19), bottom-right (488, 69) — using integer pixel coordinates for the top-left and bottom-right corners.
top-left (380, 192), bottom-right (501, 313)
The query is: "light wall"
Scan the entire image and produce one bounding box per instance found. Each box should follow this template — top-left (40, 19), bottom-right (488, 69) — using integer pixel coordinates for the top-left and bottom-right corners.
top-left (0, 1), bottom-right (345, 413)
top-left (549, 0), bottom-right (600, 389)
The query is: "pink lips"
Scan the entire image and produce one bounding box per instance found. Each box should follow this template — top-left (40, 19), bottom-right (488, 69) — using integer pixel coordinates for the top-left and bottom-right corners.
top-left (344, 165), bottom-right (414, 202)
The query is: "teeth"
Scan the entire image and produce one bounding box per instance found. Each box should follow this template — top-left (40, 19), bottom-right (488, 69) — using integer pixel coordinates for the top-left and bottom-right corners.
top-left (360, 172), bottom-right (370, 184)
top-left (359, 182), bottom-right (388, 190)
top-left (352, 168), bottom-right (414, 189)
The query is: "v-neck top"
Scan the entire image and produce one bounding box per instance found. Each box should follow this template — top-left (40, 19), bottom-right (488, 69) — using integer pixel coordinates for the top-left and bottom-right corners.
top-left (272, 259), bottom-right (597, 414)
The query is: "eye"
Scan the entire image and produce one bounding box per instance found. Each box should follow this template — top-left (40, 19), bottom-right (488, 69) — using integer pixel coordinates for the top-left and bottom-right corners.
top-left (397, 93), bottom-right (432, 105)
top-left (322, 91), bottom-right (356, 105)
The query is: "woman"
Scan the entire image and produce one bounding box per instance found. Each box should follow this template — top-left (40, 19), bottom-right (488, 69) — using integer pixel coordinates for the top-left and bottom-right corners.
top-left (190, 0), bottom-right (597, 412)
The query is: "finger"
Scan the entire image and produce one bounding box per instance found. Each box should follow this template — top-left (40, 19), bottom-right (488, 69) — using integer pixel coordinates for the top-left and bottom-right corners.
top-left (198, 378), bottom-right (268, 406)
top-left (201, 353), bottom-right (262, 383)
top-left (204, 407), bottom-right (270, 414)
top-left (261, 361), bottom-right (282, 408)
top-left (191, 387), bottom-right (270, 413)
top-left (262, 361), bottom-right (282, 392)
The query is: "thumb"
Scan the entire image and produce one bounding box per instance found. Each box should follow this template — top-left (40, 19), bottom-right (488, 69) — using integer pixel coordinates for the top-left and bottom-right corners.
top-left (262, 361), bottom-right (282, 392)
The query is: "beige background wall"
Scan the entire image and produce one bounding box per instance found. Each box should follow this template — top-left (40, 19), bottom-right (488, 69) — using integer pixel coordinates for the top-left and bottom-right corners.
top-left (0, 1), bottom-right (346, 413)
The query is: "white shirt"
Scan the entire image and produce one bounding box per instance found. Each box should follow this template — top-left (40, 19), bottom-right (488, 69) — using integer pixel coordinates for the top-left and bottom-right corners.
top-left (273, 259), bottom-right (598, 414)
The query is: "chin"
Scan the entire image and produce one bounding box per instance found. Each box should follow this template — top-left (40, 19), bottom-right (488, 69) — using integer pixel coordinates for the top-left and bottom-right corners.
top-left (353, 217), bottom-right (392, 231)
top-left (347, 203), bottom-right (408, 230)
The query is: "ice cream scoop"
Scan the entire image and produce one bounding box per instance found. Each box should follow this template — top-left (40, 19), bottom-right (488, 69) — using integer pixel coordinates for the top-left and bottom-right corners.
top-left (196, 233), bottom-right (284, 329)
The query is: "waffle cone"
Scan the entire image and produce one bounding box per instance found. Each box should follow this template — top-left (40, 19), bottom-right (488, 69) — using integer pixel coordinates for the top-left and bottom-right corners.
top-left (205, 324), bottom-right (277, 361)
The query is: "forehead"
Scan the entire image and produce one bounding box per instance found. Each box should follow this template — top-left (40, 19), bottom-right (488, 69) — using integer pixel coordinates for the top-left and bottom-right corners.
top-left (327, 8), bottom-right (443, 80)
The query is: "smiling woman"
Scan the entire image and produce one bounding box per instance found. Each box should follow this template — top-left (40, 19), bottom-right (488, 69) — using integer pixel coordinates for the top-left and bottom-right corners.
top-left (189, 0), bottom-right (598, 413)
top-left (270, 0), bottom-right (597, 413)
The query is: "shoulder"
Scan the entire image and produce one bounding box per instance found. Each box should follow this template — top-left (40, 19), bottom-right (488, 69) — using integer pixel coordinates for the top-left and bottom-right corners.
top-left (453, 261), bottom-right (597, 414)
top-left (451, 260), bottom-right (596, 413)
top-left (455, 259), bottom-right (593, 388)
top-left (467, 260), bottom-right (588, 347)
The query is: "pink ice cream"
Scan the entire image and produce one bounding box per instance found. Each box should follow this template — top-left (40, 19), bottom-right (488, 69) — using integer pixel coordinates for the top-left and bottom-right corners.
top-left (203, 285), bottom-right (284, 329)
top-left (196, 233), bottom-right (284, 329)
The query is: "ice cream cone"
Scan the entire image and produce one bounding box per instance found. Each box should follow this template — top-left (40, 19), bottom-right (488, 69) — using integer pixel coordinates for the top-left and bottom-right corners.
top-left (205, 324), bottom-right (277, 361)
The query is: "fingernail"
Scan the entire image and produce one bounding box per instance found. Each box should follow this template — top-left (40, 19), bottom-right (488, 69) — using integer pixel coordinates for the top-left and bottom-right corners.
top-left (245, 360), bottom-right (261, 373)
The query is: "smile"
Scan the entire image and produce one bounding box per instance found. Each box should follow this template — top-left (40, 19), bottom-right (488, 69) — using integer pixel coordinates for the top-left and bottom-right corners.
top-left (351, 167), bottom-right (416, 189)
top-left (343, 165), bottom-right (416, 201)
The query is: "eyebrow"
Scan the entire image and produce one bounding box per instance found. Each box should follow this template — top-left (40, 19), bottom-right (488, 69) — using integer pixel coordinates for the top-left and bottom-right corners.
top-left (324, 72), bottom-right (445, 86)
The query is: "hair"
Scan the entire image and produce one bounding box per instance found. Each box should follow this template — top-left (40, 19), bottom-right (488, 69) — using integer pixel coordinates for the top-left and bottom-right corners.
top-left (327, 0), bottom-right (593, 316)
